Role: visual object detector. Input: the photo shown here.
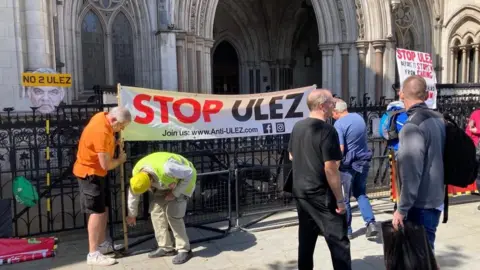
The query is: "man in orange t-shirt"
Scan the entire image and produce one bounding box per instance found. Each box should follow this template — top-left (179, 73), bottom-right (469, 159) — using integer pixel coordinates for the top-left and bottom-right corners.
top-left (73, 106), bottom-right (131, 266)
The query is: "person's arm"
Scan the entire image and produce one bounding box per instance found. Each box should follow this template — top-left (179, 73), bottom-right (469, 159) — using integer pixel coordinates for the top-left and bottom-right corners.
top-left (98, 153), bottom-right (125, 170)
top-left (334, 124), bottom-right (346, 155)
top-left (94, 132), bottom-right (126, 171)
top-left (127, 188), bottom-right (141, 217)
top-left (396, 123), bottom-right (426, 216)
top-left (165, 158), bottom-right (195, 197)
top-left (322, 130), bottom-right (344, 203)
top-left (334, 124), bottom-right (345, 168)
top-left (325, 161), bottom-right (343, 202)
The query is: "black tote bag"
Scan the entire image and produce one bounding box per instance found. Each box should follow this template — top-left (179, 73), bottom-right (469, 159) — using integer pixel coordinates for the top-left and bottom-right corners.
top-left (382, 220), bottom-right (437, 270)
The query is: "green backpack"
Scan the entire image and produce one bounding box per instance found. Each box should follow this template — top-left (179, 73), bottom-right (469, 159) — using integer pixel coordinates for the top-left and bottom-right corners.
top-left (13, 176), bottom-right (39, 207)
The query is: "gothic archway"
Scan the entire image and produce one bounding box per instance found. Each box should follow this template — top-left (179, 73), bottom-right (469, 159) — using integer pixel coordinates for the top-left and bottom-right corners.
top-left (212, 41), bottom-right (240, 95)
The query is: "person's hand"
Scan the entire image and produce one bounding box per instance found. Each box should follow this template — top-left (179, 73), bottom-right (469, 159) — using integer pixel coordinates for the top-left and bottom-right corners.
top-left (392, 210), bottom-right (405, 231)
top-left (116, 139), bottom-right (124, 149)
top-left (336, 201), bottom-right (346, 215)
top-left (118, 152), bottom-right (127, 163)
top-left (126, 216), bottom-right (136, 227)
top-left (165, 192), bottom-right (176, 201)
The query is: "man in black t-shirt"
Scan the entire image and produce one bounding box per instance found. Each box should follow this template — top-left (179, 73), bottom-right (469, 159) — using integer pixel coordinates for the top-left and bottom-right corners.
top-left (288, 89), bottom-right (351, 270)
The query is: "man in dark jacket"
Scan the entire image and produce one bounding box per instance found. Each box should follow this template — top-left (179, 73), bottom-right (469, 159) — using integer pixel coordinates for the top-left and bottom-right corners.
top-left (393, 76), bottom-right (445, 258)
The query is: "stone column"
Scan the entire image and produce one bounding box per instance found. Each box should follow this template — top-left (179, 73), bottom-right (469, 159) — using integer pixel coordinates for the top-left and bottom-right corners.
top-left (339, 44), bottom-right (351, 100)
top-left (106, 33), bottom-right (114, 84)
top-left (372, 41), bottom-right (385, 103)
top-left (474, 45), bottom-right (480, 83)
top-left (238, 62), bottom-right (245, 93)
top-left (25, 0), bottom-right (53, 70)
top-left (451, 47), bottom-right (458, 83)
top-left (274, 63), bottom-right (280, 91)
top-left (176, 33), bottom-right (187, 91)
top-left (186, 35), bottom-right (197, 92)
top-left (461, 46), bottom-right (467, 83)
top-left (195, 38), bottom-right (204, 93)
top-left (356, 41), bottom-right (369, 102)
top-left (204, 39), bottom-right (214, 94)
top-left (159, 32), bottom-right (178, 90)
top-left (318, 45), bottom-right (334, 91)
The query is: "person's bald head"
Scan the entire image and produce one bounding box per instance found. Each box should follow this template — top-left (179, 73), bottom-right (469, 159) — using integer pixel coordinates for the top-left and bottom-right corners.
top-left (307, 89), bottom-right (333, 111)
top-left (401, 75), bottom-right (427, 101)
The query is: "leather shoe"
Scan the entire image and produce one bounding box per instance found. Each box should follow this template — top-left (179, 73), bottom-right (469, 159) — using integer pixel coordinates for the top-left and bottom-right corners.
top-left (147, 248), bottom-right (176, 258)
top-left (172, 251), bottom-right (193, 264)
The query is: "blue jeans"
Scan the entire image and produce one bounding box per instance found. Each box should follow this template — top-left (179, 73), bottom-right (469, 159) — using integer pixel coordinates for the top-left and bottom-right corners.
top-left (407, 207), bottom-right (441, 250)
top-left (344, 168), bottom-right (376, 234)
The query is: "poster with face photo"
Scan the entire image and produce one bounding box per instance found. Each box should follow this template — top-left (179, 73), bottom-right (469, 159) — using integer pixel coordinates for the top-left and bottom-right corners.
top-left (23, 68), bottom-right (67, 114)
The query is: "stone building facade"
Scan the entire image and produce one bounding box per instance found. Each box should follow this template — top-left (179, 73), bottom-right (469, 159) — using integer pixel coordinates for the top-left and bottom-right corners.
top-left (0, 0), bottom-right (479, 111)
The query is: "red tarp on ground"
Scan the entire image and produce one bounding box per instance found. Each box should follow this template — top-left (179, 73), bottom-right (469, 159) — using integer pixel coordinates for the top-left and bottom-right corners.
top-left (0, 237), bottom-right (57, 265)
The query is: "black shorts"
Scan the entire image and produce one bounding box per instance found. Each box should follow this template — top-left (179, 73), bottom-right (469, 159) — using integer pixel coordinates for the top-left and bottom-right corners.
top-left (78, 175), bottom-right (111, 214)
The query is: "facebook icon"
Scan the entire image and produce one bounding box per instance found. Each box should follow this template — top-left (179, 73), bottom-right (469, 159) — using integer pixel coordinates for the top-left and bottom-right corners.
top-left (262, 123), bottom-right (273, 134)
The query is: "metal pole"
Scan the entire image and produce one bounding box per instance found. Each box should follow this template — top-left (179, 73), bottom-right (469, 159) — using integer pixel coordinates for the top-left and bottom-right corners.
top-left (46, 116), bottom-right (52, 231)
top-left (117, 83), bottom-right (129, 251)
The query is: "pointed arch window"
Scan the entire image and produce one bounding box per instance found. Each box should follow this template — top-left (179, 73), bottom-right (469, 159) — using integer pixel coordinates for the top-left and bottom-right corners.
top-left (81, 11), bottom-right (106, 89)
top-left (112, 12), bottom-right (135, 86)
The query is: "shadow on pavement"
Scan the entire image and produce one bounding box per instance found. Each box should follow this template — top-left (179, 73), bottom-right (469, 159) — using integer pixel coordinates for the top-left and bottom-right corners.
top-left (436, 245), bottom-right (471, 269)
top-left (353, 255), bottom-right (385, 270)
top-left (193, 230), bottom-right (258, 258)
top-left (352, 244), bottom-right (471, 270)
top-left (245, 260), bottom-right (297, 270)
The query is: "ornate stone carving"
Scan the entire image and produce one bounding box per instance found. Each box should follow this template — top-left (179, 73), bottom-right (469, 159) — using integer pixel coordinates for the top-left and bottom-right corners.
top-left (394, 0), bottom-right (417, 50)
top-left (88, 0), bottom-right (125, 11)
top-left (199, 0), bottom-right (208, 35)
top-left (190, 0), bottom-right (198, 33)
top-left (391, 0), bottom-right (401, 12)
top-left (124, 0), bottom-right (134, 18)
top-left (339, 43), bottom-right (352, 55)
top-left (355, 0), bottom-right (365, 40)
top-left (372, 40), bottom-right (386, 53)
top-left (395, 0), bottom-right (414, 28)
top-left (356, 41), bottom-right (369, 55)
top-left (335, 0), bottom-right (347, 41)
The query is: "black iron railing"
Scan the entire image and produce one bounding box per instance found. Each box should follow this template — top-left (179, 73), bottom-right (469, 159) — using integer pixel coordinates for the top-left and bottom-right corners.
top-left (0, 83), bottom-right (478, 242)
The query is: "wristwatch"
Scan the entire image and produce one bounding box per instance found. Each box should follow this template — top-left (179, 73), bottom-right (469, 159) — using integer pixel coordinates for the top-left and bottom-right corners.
top-left (337, 199), bottom-right (345, 204)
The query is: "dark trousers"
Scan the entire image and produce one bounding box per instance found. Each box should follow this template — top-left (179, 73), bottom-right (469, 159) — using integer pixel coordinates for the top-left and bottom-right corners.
top-left (296, 196), bottom-right (352, 270)
top-left (407, 207), bottom-right (441, 250)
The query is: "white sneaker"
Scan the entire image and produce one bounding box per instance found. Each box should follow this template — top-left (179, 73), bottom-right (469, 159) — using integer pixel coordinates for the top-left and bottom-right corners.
top-left (87, 252), bottom-right (117, 266)
top-left (98, 242), bottom-right (124, 255)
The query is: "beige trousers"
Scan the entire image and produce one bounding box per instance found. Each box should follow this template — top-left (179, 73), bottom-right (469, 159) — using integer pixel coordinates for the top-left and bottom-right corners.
top-left (149, 190), bottom-right (190, 252)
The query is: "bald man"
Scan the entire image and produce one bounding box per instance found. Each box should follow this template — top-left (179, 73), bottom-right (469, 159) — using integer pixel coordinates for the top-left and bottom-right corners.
top-left (392, 76), bottom-right (445, 257)
top-left (288, 89), bottom-right (351, 270)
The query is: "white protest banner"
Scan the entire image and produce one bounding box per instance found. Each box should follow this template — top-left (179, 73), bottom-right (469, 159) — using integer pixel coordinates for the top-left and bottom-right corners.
top-left (396, 48), bottom-right (438, 109)
top-left (119, 85), bottom-right (316, 141)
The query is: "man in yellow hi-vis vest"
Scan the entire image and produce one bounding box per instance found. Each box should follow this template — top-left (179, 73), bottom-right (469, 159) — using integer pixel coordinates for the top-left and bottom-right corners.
top-left (126, 152), bottom-right (196, 264)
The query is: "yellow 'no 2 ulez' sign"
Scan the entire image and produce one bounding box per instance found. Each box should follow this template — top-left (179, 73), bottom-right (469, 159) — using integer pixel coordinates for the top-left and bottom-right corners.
top-left (21, 72), bottom-right (72, 87)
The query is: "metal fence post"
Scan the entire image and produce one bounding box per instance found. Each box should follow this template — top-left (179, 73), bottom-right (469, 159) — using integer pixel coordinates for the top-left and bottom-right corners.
top-left (234, 168), bottom-right (239, 228)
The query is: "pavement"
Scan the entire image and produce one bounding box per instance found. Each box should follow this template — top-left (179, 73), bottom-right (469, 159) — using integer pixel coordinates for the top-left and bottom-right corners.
top-left (3, 200), bottom-right (480, 270)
